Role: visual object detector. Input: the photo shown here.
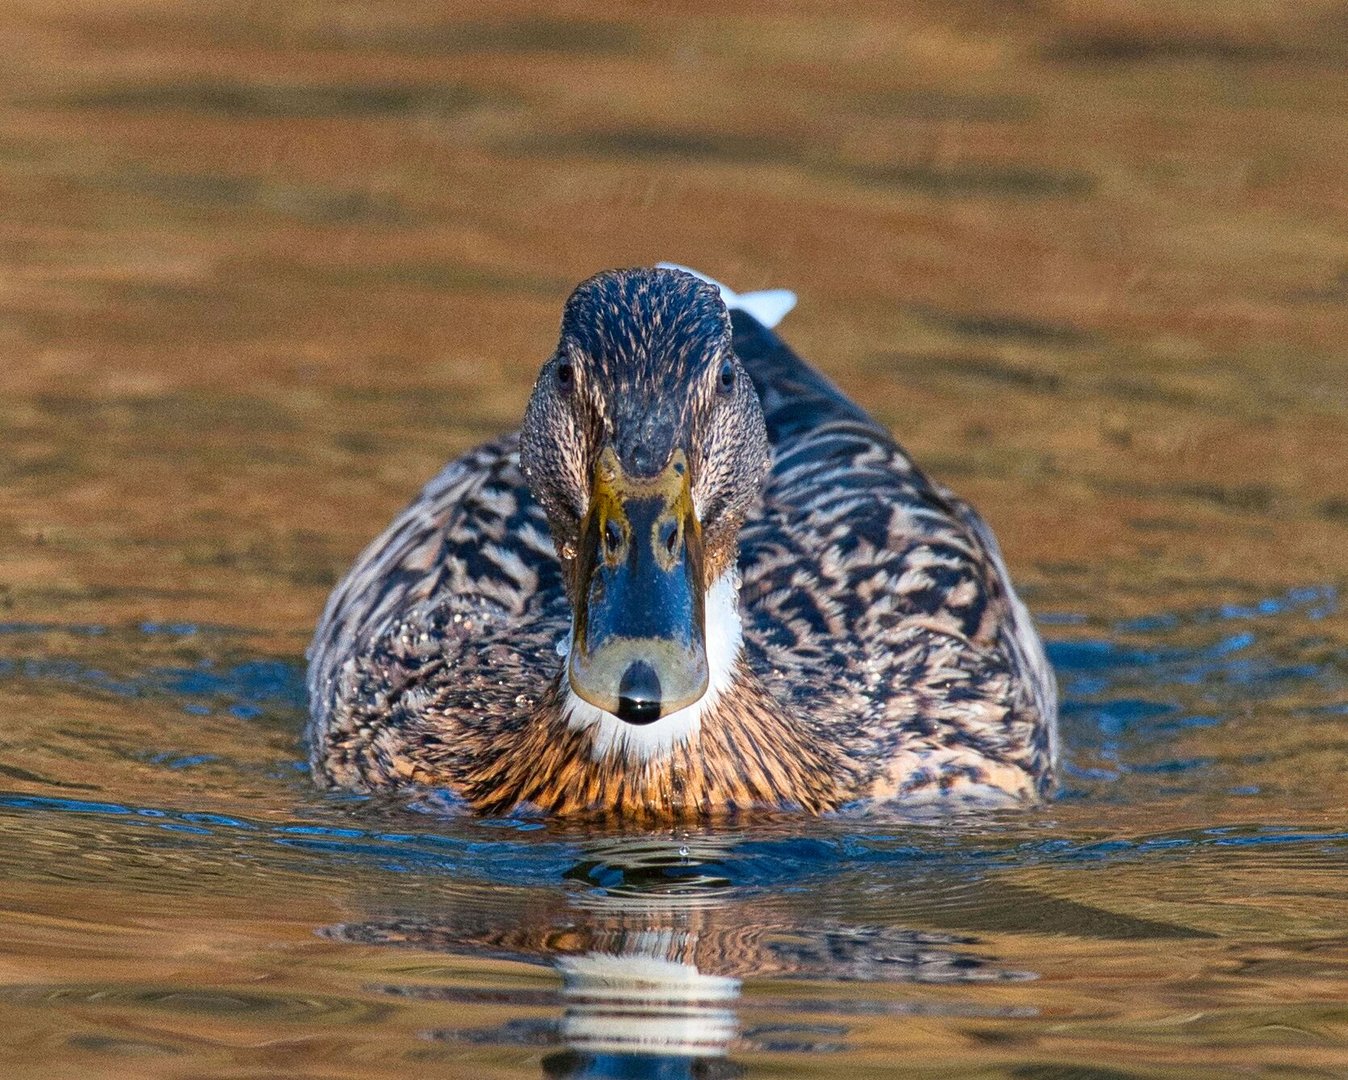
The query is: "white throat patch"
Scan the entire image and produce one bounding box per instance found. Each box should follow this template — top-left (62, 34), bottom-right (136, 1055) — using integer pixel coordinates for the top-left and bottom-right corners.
top-left (563, 569), bottom-right (744, 762)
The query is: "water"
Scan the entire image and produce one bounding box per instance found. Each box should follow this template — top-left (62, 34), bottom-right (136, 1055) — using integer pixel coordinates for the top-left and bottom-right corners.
top-left (2, 2), bottom-right (1347, 1077)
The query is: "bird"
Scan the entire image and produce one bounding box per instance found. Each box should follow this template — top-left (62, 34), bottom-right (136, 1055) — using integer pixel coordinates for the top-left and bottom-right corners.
top-left (306, 265), bottom-right (1057, 819)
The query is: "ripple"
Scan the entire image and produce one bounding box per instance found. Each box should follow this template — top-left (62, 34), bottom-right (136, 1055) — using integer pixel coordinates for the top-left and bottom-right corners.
top-left (1047, 585), bottom-right (1347, 798)
top-left (0, 641), bottom-right (305, 722)
top-left (0, 983), bottom-right (392, 1023)
top-left (4, 790), bottom-right (1347, 897)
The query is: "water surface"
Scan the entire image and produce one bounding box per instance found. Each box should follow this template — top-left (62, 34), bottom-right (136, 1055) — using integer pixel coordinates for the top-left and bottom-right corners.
top-left (1, 2), bottom-right (1346, 1077)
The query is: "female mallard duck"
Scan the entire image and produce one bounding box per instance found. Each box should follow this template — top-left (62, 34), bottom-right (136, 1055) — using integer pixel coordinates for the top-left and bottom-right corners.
top-left (307, 266), bottom-right (1057, 817)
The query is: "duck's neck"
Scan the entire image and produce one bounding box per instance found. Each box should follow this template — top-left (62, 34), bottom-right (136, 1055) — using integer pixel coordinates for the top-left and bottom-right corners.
top-left (562, 568), bottom-right (744, 761)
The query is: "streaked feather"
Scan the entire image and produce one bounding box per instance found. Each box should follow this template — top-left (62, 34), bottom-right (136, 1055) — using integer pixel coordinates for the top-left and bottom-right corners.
top-left (307, 268), bottom-right (1056, 816)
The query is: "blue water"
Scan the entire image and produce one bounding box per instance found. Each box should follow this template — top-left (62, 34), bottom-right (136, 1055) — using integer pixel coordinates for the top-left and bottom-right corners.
top-left (2, 581), bottom-right (1341, 849)
top-left (1, 584), bottom-right (1343, 886)
top-left (0, 584), bottom-right (1344, 1076)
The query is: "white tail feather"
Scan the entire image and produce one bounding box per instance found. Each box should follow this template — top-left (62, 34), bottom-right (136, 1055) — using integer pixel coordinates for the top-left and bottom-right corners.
top-left (657, 262), bottom-right (796, 329)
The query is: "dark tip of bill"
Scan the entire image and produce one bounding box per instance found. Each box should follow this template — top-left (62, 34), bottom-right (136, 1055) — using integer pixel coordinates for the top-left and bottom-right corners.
top-left (616, 661), bottom-right (662, 725)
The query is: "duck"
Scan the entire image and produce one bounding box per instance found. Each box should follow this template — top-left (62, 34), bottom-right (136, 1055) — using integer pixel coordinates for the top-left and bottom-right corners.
top-left (306, 265), bottom-right (1057, 818)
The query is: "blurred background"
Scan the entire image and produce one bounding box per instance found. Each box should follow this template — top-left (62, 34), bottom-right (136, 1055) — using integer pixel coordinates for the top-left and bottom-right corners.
top-left (1, 3), bottom-right (1347, 1078)
top-left (3, 0), bottom-right (1346, 634)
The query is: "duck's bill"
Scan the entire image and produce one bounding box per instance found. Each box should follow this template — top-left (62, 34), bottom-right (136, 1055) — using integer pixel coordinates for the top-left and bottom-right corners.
top-left (568, 448), bottom-right (708, 725)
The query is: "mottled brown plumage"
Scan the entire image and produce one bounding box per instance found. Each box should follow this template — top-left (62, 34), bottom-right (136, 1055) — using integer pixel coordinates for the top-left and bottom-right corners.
top-left (307, 267), bottom-right (1057, 817)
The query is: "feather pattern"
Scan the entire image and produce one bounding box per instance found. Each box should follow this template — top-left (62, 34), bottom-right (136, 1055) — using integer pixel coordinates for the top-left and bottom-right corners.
top-left (307, 268), bottom-right (1057, 817)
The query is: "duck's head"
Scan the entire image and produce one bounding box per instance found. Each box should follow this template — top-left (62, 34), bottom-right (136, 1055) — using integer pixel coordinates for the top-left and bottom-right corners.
top-left (520, 267), bottom-right (769, 726)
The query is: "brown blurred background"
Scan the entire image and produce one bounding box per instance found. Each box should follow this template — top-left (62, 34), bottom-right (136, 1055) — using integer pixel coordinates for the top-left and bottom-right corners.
top-left (2, 0), bottom-right (1346, 640)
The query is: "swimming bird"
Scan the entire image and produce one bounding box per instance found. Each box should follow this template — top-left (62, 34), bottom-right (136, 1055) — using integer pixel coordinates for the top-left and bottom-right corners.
top-left (307, 266), bottom-right (1057, 818)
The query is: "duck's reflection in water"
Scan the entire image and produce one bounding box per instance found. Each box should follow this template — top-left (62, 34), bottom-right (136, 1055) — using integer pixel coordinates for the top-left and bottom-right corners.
top-left (550, 934), bottom-right (742, 1077)
top-left (324, 835), bottom-right (1030, 1076)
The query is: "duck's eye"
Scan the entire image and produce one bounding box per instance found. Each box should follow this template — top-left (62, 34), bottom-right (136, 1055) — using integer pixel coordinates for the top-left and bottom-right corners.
top-left (717, 360), bottom-right (735, 394)
top-left (659, 520), bottom-right (680, 556)
top-left (556, 360), bottom-right (574, 391)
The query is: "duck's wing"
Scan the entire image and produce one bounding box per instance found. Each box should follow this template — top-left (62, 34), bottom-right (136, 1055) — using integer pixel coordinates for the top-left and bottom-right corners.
top-left (927, 476), bottom-right (1060, 755)
top-left (306, 435), bottom-right (565, 778)
top-left (729, 310), bottom-right (1057, 795)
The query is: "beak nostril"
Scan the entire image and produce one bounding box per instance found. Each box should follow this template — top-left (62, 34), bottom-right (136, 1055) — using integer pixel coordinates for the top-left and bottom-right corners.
top-left (604, 519), bottom-right (623, 557)
top-left (616, 660), bottom-right (662, 724)
top-left (660, 520), bottom-right (680, 556)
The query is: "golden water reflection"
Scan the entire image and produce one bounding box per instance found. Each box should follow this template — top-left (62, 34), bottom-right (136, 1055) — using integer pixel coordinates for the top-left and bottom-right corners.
top-left (2, 0), bottom-right (1348, 1076)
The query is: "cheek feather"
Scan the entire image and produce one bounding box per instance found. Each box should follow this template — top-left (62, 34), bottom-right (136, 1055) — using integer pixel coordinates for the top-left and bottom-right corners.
top-left (521, 379), bottom-right (593, 554)
top-left (693, 390), bottom-right (767, 528)
top-left (557, 413), bottom-right (591, 518)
